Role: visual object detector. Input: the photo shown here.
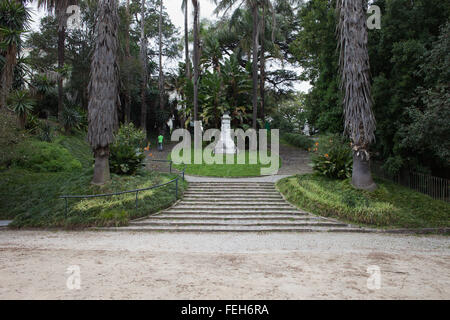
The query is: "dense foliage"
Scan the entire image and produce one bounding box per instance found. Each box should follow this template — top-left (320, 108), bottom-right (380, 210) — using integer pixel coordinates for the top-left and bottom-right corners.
top-left (110, 123), bottom-right (146, 175)
top-left (291, 0), bottom-right (450, 177)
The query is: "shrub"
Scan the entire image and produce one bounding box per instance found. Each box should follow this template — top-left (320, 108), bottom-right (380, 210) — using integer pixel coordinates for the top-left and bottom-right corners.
top-left (110, 123), bottom-right (146, 175)
top-left (60, 107), bottom-right (82, 133)
top-left (282, 133), bottom-right (313, 150)
top-left (14, 141), bottom-right (82, 172)
top-left (311, 134), bottom-right (352, 179)
top-left (37, 121), bottom-right (53, 142)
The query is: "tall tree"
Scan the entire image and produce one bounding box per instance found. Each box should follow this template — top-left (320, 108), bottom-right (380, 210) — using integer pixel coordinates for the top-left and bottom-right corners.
top-left (158, 0), bottom-right (164, 113)
top-left (192, 0), bottom-right (200, 122)
top-left (0, 0), bottom-right (30, 109)
top-left (124, 0), bottom-right (131, 122)
top-left (37, 0), bottom-right (77, 120)
top-left (182, 0), bottom-right (191, 80)
top-left (337, 0), bottom-right (376, 191)
top-left (88, 0), bottom-right (120, 185)
top-left (139, 0), bottom-right (147, 133)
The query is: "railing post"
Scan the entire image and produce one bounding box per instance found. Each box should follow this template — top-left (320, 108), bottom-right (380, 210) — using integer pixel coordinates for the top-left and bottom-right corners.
top-left (175, 178), bottom-right (178, 199)
top-left (169, 161), bottom-right (172, 174)
top-left (135, 191), bottom-right (139, 211)
top-left (64, 198), bottom-right (68, 219)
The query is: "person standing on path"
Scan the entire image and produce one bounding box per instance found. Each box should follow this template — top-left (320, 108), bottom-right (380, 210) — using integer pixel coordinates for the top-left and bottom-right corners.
top-left (158, 133), bottom-right (164, 152)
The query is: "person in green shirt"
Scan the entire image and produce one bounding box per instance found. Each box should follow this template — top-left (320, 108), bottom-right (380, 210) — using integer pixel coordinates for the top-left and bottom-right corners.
top-left (158, 134), bottom-right (164, 151)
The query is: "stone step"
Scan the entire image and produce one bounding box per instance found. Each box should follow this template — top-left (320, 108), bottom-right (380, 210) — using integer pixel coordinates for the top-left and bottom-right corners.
top-left (183, 195), bottom-right (284, 200)
top-left (177, 201), bottom-right (290, 206)
top-left (161, 210), bottom-right (307, 215)
top-left (99, 225), bottom-right (365, 233)
top-left (189, 183), bottom-right (274, 186)
top-left (130, 220), bottom-right (347, 227)
top-left (173, 205), bottom-right (295, 209)
top-left (136, 214), bottom-right (319, 220)
top-left (187, 186), bottom-right (275, 190)
top-left (184, 191), bottom-right (281, 196)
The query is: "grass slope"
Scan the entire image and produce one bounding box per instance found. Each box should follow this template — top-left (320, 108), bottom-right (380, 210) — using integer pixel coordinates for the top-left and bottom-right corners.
top-left (0, 132), bottom-right (186, 228)
top-left (277, 174), bottom-right (450, 229)
top-left (170, 149), bottom-right (281, 177)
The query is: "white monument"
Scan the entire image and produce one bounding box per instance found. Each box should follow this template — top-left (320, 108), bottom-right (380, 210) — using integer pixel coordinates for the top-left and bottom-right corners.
top-left (214, 114), bottom-right (237, 154)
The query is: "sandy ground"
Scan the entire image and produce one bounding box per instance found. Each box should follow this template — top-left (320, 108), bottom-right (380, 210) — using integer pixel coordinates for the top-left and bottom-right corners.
top-left (0, 230), bottom-right (449, 300)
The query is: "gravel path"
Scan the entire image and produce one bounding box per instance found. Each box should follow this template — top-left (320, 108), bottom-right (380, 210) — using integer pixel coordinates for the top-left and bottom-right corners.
top-left (0, 230), bottom-right (448, 299)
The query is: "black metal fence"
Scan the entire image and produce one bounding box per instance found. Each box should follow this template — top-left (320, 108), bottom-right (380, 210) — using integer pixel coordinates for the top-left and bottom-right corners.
top-left (372, 162), bottom-right (450, 202)
top-left (60, 160), bottom-right (186, 217)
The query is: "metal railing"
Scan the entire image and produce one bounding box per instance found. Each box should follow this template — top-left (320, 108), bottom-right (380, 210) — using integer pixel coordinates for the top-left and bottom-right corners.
top-left (372, 162), bottom-right (450, 202)
top-left (60, 160), bottom-right (186, 218)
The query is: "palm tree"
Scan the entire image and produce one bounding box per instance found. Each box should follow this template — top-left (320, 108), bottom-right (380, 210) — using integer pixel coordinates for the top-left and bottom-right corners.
top-left (139, 0), bottom-right (147, 134)
top-left (124, 0), bottom-right (132, 123)
top-left (181, 0), bottom-right (191, 80)
top-left (192, 0), bottom-right (200, 123)
top-left (0, 0), bottom-right (30, 109)
top-left (214, 0), bottom-right (261, 129)
top-left (337, 0), bottom-right (377, 191)
top-left (87, 0), bottom-right (120, 185)
top-left (158, 0), bottom-right (164, 114)
top-left (37, 0), bottom-right (78, 121)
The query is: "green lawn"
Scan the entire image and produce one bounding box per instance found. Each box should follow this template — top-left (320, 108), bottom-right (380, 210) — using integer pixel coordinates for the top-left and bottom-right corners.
top-left (0, 132), bottom-right (186, 228)
top-left (169, 148), bottom-right (281, 177)
top-left (277, 174), bottom-right (450, 229)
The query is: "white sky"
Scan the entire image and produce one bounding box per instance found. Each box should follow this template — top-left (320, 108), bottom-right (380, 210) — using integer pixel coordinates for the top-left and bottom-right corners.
top-left (29, 0), bottom-right (310, 92)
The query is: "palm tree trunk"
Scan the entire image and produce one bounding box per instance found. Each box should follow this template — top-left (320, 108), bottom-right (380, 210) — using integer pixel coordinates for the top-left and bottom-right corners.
top-left (251, 4), bottom-right (259, 129)
top-left (184, 0), bottom-right (191, 80)
top-left (337, 0), bottom-right (377, 191)
top-left (259, 5), bottom-right (266, 123)
top-left (193, 0), bottom-right (199, 123)
top-left (159, 0), bottom-right (164, 112)
top-left (92, 146), bottom-right (111, 185)
top-left (0, 44), bottom-right (17, 109)
top-left (140, 0), bottom-right (147, 133)
top-left (57, 27), bottom-right (65, 120)
top-left (124, 0), bottom-right (131, 123)
top-left (88, 0), bottom-right (120, 185)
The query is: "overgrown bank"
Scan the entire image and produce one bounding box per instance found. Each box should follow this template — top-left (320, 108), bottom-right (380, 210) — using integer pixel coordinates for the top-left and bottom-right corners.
top-left (277, 174), bottom-right (450, 229)
top-left (0, 128), bottom-right (186, 228)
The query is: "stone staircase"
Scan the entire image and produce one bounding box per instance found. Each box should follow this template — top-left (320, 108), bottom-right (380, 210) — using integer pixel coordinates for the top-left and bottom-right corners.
top-left (106, 182), bottom-right (365, 233)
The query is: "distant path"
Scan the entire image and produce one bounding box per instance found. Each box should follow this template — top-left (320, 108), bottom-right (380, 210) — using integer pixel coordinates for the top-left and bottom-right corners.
top-left (277, 143), bottom-right (312, 176)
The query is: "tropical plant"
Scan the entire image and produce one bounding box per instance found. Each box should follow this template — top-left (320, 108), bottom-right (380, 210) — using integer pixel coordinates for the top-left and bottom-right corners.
top-left (336, 0), bottom-right (377, 190)
top-left (7, 89), bottom-right (35, 129)
top-left (0, 0), bottom-right (31, 109)
top-left (311, 135), bottom-right (353, 179)
top-left (110, 123), bottom-right (146, 175)
top-left (87, 0), bottom-right (120, 185)
top-left (61, 107), bottom-right (82, 133)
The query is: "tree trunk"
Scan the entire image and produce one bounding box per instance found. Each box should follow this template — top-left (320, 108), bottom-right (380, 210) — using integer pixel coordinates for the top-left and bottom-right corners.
top-left (251, 4), bottom-right (259, 129)
top-left (124, 0), bottom-right (131, 123)
top-left (0, 43), bottom-right (17, 109)
top-left (57, 27), bottom-right (65, 120)
top-left (193, 0), bottom-right (199, 123)
top-left (259, 6), bottom-right (266, 123)
top-left (140, 0), bottom-right (147, 133)
top-left (92, 147), bottom-right (111, 185)
top-left (184, 0), bottom-right (191, 80)
top-left (352, 152), bottom-right (377, 191)
top-left (159, 0), bottom-right (164, 112)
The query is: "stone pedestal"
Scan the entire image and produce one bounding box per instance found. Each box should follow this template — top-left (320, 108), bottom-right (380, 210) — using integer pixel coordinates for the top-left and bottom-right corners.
top-left (214, 114), bottom-right (237, 154)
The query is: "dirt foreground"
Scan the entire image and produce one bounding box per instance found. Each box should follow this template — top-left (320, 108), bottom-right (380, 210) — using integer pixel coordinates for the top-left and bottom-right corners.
top-left (0, 230), bottom-right (448, 299)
